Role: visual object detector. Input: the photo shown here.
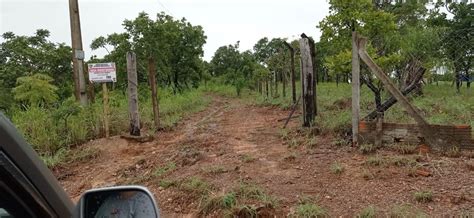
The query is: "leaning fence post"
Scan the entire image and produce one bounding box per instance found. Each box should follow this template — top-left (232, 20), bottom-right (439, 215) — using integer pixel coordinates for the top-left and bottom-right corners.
top-left (357, 36), bottom-right (442, 149)
top-left (126, 52), bottom-right (141, 136)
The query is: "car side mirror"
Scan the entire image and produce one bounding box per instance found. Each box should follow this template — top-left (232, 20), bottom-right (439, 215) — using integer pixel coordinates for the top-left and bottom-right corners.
top-left (76, 186), bottom-right (160, 218)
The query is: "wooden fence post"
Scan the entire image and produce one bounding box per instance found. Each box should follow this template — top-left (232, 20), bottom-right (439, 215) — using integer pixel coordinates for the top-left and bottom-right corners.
top-left (357, 36), bottom-right (442, 148)
top-left (274, 72), bottom-right (279, 97)
top-left (284, 42), bottom-right (297, 104)
top-left (299, 38), bottom-right (316, 127)
top-left (127, 52), bottom-right (140, 136)
top-left (102, 83), bottom-right (109, 138)
top-left (375, 112), bottom-right (383, 147)
top-left (352, 32), bottom-right (361, 146)
top-left (282, 71), bottom-right (287, 97)
top-left (148, 57), bottom-right (160, 130)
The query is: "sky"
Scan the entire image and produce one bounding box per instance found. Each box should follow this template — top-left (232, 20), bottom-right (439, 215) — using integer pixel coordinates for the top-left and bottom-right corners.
top-left (0, 0), bottom-right (330, 61)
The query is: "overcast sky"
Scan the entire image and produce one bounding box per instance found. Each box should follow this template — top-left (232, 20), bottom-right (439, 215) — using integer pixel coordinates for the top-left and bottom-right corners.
top-left (0, 0), bottom-right (329, 61)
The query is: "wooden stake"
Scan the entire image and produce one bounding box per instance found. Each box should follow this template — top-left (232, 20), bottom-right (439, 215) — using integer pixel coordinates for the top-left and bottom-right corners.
top-left (299, 38), bottom-right (316, 127)
top-left (357, 36), bottom-right (441, 148)
top-left (148, 57), bottom-right (160, 130)
top-left (102, 83), bottom-right (109, 138)
top-left (127, 52), bottom-right (140, 136)
top-left (351, 32), bottom-right (361, 146)
top-left (284, 42), bottom-right (297, 104)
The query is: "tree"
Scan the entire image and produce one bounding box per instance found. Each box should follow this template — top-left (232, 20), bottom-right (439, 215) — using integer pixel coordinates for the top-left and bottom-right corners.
top-left (12, 74), bottom-right (58, 107)
top-left (91, 12), bottom-right (207, 93)
top-left (0, 30), bottom-right (73, 110)
top-left (210, 42), bottom-right (260, 96)
top-left (428, 2), bottom-right (473, 91)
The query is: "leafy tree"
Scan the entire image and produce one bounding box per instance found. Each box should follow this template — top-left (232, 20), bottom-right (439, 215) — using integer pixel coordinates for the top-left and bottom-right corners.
top-left (0, 30), bottom-right (73, 109)
top-left (12, 74), bottom-right (58, 107)
top-left (428, 2), bottom-right (473, 91)
top-left (91, 12), bottom-right (207, 93)
top-left (210, 42), bottom-right (260, 96)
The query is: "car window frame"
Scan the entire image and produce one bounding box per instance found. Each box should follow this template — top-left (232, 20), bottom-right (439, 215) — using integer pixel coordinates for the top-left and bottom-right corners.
top-left (0, 113), bottom-right (75, 217)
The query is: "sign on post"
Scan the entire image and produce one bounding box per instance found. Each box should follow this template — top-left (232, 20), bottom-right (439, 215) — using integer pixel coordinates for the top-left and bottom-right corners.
top-left (88, 63), bottom-right (117, 83)
top-left (88, 62), bottom-right (116, 139)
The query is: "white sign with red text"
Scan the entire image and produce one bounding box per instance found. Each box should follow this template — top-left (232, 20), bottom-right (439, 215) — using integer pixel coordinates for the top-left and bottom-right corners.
top-left (88, 63), bottom-right (117, 83)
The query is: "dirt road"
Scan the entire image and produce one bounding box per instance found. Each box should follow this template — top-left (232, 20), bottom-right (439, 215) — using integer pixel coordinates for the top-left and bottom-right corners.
top-left (56, 95), bottom-right (474, 217)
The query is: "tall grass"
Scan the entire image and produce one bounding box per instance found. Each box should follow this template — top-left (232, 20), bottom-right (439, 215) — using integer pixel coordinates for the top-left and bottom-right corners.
top-left (10, 87), bottom-right (210, 166)
top-left (243, 82), bottom-right (473, 134)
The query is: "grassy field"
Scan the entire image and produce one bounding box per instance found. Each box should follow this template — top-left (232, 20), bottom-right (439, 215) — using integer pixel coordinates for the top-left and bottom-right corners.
top-left (237, 82), bottom-right (473, 134)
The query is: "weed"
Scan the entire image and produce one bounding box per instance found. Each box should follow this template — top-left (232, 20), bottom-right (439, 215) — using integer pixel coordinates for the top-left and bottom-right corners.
top-left (330, 162), bottom-right (345, 175)
top-left (358, 205), bottom-right (376, 218)
top-left (288, 139), bottom-right (300, 148)
top-left (202, 165), bottom-right (228, 174)
top-left (236, 182), bottom-right (278, 208)
top-left (445, 146), bottom-right (461, 158)
top-left (391, 143), bottom-right (418, 154)
top-left (158, 179), bottom-right (178, 189)
top-left (294, 203), bottom-right (327, 218)
top-left (365, 155), bottom-right (385, 167)
top-left (389, 204), bottom-right (427, 218)
top-left (361, 169), bottom-right (375, 180)
top-left (153, 162), bottom-right (177, 177)
top-left (279, 129), bottom-right (290, 140)
top-left (181, 177), bottom-right (212, 195)
top-left (240, 154), bottom-right (256, 163)
top-left (67, 147), bottom-right (101, 163)
top-left (41, 148), bottom-right (69, 168)
top-left (390, 156), bottom-right (418, 167)
top-left (307, 137), bottom-right (318, 148)
top-left (331, 138), bottom-right (347, 147)
top-left (359, 143), bottom-right (377, 154)
top-left (199, 192), bottom-right (237, 215)
top-left (414, 190), bottom-right (433, 203)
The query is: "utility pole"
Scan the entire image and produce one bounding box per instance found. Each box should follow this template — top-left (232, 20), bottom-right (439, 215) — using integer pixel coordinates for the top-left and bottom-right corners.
top-left (69, 0), bottom-right (88, 105)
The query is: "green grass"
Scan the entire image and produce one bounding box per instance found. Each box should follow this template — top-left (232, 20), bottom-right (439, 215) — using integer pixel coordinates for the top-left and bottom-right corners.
top-left (294, 203), bottom-right (327, 218)
top-left (246, 82), bottom-right (473, 135)
top-left (199, 192), bottom-right (237, 215)
top-left (181, 177), bottom-right (212, 195)
top-left (235, 182), bottom-right (279, 208)
top-left (10, 87), bottom-right (210, 168)
top-left (153, 162), bottom-right (177, 177)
